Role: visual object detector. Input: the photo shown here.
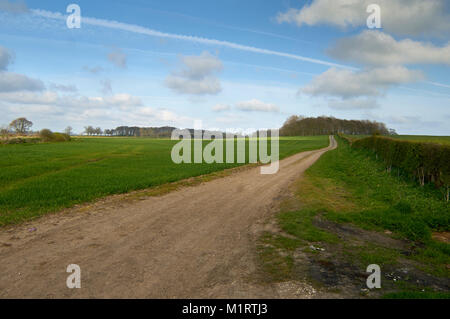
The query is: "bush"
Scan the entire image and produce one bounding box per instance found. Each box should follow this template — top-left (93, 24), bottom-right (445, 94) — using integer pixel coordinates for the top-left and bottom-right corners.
top-left (1, 138), bottom-right (40, 145)
top-left (3, 138), bottom-right (26, 144)
top-left (39, 129), bottom-right (71, 143)
top-left (39, 129), bottom-right (55, 142)
top-left (53, 133), bottom-right (68, 142)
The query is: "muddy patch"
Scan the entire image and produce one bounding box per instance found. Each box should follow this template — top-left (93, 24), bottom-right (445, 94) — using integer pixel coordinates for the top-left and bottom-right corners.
top-left (313, 216), bottom-right (408, 250)
top-left (305, 221), bottom-right (450, 296)
top-left (432, 232), bottom-right (450, 244)
top-left (259, 213), bottom-right (450, 298)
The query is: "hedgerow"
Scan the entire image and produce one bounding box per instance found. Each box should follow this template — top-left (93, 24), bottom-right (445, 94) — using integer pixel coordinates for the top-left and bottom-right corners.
top-left (350, 136), bottom-right (450, 200)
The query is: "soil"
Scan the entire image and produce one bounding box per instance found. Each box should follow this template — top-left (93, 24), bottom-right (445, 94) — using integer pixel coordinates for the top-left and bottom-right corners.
top-left (432, 232), bottom-right (450, 244)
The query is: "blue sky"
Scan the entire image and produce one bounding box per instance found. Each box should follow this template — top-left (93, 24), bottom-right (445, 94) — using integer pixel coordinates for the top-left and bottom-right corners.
top-left (0, 0), bottom-right (449, 135)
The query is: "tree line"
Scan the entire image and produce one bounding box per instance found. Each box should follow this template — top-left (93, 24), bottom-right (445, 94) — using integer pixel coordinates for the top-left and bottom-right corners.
top-left (280, 115), bottom-right (396, 136)
top-left (1, 117), bottom-right (73, 137)
top-left (3, 116), bottom-right (397, 139)
top-left (84, 126), bottom-right (177, 138)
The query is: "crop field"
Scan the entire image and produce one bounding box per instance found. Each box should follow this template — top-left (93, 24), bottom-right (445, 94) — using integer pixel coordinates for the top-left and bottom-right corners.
top-left (344, 134), bottom-right (450, 145)
top-left (392, 135), bottom-right (450, 145)
top-left (0, 136), bottom-right (329, 226)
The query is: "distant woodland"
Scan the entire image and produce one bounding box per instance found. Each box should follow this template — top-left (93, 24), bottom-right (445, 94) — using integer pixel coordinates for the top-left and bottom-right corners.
top-left (280, 116), bottom-right (395, 136)
top-left (81, 116), bottom-right (395, 138)
top-left (85, 126), bottom-right (177, 137)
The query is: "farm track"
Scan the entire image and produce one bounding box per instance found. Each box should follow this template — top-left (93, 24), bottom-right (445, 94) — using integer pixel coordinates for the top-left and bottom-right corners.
top-left (0, 136), bottom-right (336, 298)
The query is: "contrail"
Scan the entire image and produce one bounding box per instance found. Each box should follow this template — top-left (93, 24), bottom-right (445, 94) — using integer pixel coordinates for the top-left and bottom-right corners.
top-left (31, 9), bottom-right (353, 70)
top-left (123, 6), bottom-right (314, 44)
top-left (31, 9), bottom-right (450, 93)
top-left (425, 81), bottom-right (450, 89)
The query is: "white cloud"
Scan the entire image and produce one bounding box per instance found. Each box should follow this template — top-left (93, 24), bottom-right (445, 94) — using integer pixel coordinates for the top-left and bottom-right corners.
top-left (387, 115), bottom-right (421, 125)
top-left (236, 99), bottom-right (280, 112)
top-left (328, 30), bottom-right (450, 66)
top-left (385, 115), bottom-right (442, 130)
top-left (0, 91), bottom-right (143, 109)
top-left (327, 98), bottom-right (379, 110)
top-left (276, 0), bottom-right (450, 36)
top-left (165, 76), bottom-right (221, 95)
top-left (50, 83), bottom-right (78, 92)
top-left (180, 52), bottom-right (223, 79)
top-left (83, 66), bottom-right (104, 74)
top-left (212, 103), bottom-right (231, 112)
top-left (0, 91), bottom-right (59, 105)
top-left (215, 113), bottom-right (246, 124)
top-left (0, 89), bottom-right (194, 129)
top-left (124, 107), bottom-right (193, 126)
top-left (107, 48), bottom-right (127, 69)
top-left (0, 0), bottom-right (28, 14)
top-left (0, 72), bottom-right (45, 92)
top-left (103, 93), bottom-right (143, 109)
top-left (277, 0), bottom-right (365, 29)
top-left (100, 79), bottom-right (112, 95)
top-left (300, 66), bottom-right (423, 99)
top-left (165, 51), bottom-right (223, 95)
top-left (64, 106), bottom-right (191, 128)
top-left (0, 46), bottom-right (45, 93)
top-left (0, 45), bottom-right (14, 70)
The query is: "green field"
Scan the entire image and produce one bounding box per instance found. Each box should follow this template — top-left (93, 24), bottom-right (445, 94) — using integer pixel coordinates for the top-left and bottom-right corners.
top-left (344, 134), bottom-right (450, 145)
top-left (392, 135), bottom-right (450, 145)
top-left (0, 136), bottom-right (329, 226)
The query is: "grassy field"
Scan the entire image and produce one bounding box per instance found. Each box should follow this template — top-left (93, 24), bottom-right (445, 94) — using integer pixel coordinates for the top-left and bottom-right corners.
top-left (392, 135), bottom-right (450, 145)
top-left (258, 136), bottom-right (449, 298)
top-left (0, 136), bottom-right (329, 226)
top-left (344, 134), bottom-right (450, 145)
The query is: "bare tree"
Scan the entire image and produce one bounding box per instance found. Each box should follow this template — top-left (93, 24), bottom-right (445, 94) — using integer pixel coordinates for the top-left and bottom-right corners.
top-left (0, 125), bottom-right (10, 140)
top-left (388, 128), bottom-right (398, 136)
top-left (84, 126), bottom-right (95, 136)
top-left (9, 117), bottom-right (33, 134)
top-left (64, 126), bottom-right (73, 136)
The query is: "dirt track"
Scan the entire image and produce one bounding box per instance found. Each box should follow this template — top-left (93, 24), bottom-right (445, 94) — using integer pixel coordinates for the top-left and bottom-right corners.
top-left (0, 136), bottom-right (336, 298)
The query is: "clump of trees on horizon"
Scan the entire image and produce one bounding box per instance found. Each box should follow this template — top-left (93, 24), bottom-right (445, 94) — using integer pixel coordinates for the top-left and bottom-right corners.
top-left (87, 126), bottom-right (177, 138)
top-left (280, 115), bottom-right (396, 136)
top-left (3, 115), bottom-right (397, 140)
top-left (9, 117), bottom-right (33, 134)
top-left (0, 117), bottom-right (73, 144)
top-left (83, 126), bottom-right (104, 136)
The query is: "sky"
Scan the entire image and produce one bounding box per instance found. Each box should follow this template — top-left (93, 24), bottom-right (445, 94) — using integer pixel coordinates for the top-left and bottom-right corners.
top-left (0, 0), bottom-right (449, 135)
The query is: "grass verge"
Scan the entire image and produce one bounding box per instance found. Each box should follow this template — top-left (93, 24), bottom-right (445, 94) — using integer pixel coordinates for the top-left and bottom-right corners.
top-left (257, 136), bottom-right (449, 298)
